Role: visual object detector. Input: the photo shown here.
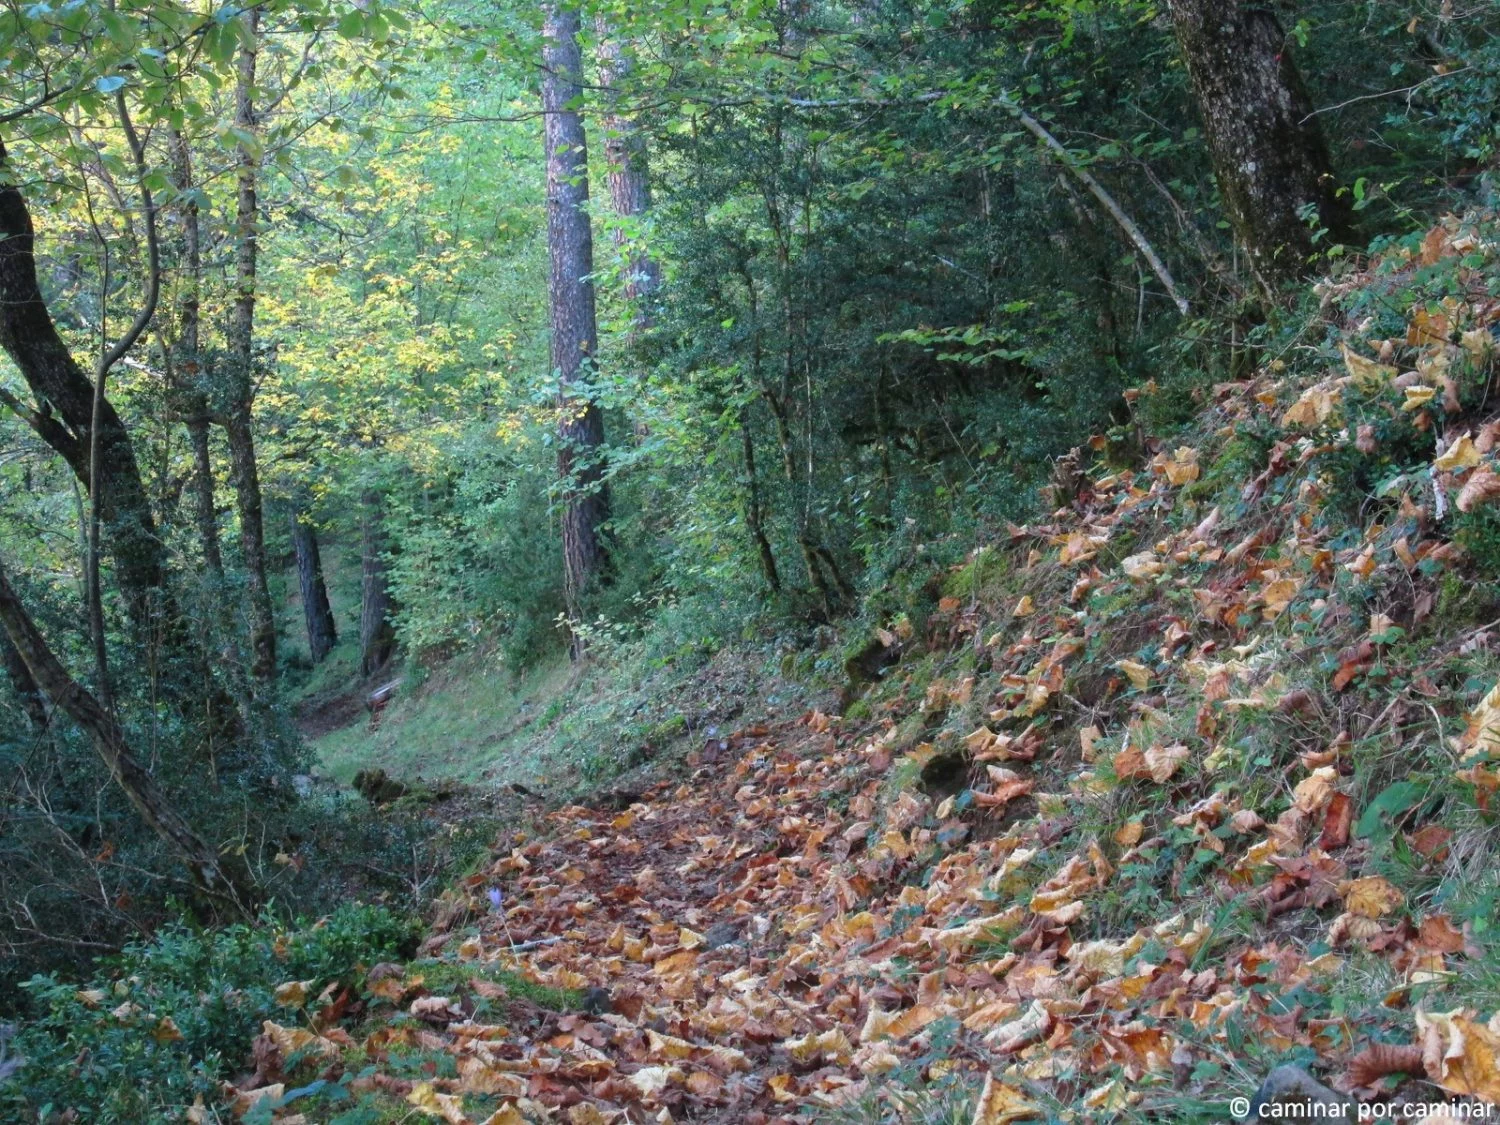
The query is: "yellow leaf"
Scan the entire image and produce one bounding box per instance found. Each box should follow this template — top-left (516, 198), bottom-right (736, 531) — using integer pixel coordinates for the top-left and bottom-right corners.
top-left (1164, 447), bottom-right (1200, 486)
top-left (261, 1020), bottom-right (342, 1061)
top-left (628, 1065), bottom-right (683, 1099)
top-left (1457, 680), bottom-right (1500, 759)
top-left (1344, 875), bottom-right (1404, 919)
top-left (457, 1057), bottom-right (527, 1097)
top-left (1417, 1009), bottom-right (1500, 1104)
top-left (1435, 433), bottom-right (1481, 471)
top-left (1013, 595), bottom-right (1035, 617)
top-left (783, 1028), bottom-right (853, 1065)
top-left (1121, 552), bottom-right (1164, 581)
top-left (1281, 383), bottom-right (1340, 427)
top-left (1403, 385), bottom-right (1438, 412)
top-left (1343, 343), bottom-right (1398, 390)
top-left (970, 1071), bottom-right (1041, 1124)
top-left (1116, 660), bottom-right (1152, 691)
top-left (1292, 767), bottom-right (1338, 814)
top-left (1261, 577), bottom-right (1301, 620)
top-left (273, 979), bottom-right (314, 1008)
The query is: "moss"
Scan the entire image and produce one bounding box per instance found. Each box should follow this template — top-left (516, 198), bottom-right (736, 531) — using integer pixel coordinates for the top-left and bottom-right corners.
top-left (403, 957), bottom-right (584, 1011)
top-left (942, 546), bottom-right (1010, 603)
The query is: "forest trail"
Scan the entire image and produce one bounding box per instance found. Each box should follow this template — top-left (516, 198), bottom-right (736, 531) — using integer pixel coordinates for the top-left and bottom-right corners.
top-left (230, 216), bottom-right (1500, 1123)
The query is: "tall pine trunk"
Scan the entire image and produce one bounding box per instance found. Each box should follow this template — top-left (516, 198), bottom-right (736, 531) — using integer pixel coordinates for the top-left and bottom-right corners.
top-left (359, 493), bottom-right (397, 679)
top-left (544, 4), bottom-right (610, 649)
top-left (291, 511), bottom-right (337, 664)
top-left (226, 10), bottom-right (276, 684)
top-left (1164, 0), bottom-right (1350, 292)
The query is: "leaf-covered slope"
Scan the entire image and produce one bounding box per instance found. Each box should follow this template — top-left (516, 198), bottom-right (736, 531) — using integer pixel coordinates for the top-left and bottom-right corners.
top-left (231, 214), bottom-right (1500, 1123)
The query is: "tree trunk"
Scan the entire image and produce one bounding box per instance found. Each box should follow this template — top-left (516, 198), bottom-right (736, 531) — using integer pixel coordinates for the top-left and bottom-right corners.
top-left (167, 128), bottom-right (223, 578)
top-left (359, 493), bottom-right (396, 679)
top-left (291, 511), bottom-right (337, 664)
top-left (186, 419), bottom-right (222, 576)
top-left (0, 556), bottom-right (248, 909)
top-left (544, 3), bottom-right (611, 647)
top-left (1, 633), bottom-right (47, 731)
top-left (0, 139), bottom-right (167, 629)
top-left (1164, 0), bottom-right (1351, 292)
top-left (596, 26), bottom-right (660, 327)
top-left (739, 406), bottom-right (781, 593)
top-left (225, 10), bottom-right (276, 684)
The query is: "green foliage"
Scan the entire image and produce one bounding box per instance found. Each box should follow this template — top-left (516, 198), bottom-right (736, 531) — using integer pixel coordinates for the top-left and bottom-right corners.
top-left (4, 903), bottom-right (420, 1122)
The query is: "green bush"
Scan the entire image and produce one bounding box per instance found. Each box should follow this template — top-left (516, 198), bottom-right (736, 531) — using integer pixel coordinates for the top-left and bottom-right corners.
top-left (4, 903), bottom-right (420, 1123)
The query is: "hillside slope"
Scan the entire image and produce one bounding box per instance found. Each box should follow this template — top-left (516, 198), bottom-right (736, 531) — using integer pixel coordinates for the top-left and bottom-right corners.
top-left (205, 213), bottom-right (1500, 1121)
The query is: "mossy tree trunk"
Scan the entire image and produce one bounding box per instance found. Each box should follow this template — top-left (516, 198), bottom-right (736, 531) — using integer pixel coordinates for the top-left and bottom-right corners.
top-left (1164, 0), bottom-right (1351, 293)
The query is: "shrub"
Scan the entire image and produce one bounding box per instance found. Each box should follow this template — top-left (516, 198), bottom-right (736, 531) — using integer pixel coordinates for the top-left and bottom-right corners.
top-left (4, 903), bottom-right (420, 1123)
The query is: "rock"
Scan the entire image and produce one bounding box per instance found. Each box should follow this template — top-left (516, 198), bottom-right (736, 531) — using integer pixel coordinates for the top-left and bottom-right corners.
top-left (578, 987), bottom-right (614, 1015)
top-left (1246, 1065), bottom-right (1354, 1121)
top-left (702, 920), bottom-right (744, 951)
top-left (352, 768), bottom-right (408, 805)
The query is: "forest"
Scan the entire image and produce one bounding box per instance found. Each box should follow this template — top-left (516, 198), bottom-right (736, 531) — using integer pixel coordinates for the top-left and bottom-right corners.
top-left (5, 0), bottom-right (1500, 1121)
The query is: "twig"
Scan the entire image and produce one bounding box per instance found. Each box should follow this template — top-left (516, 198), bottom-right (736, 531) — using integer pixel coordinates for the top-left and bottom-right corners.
top-left (1301, 69), bottom-right (1471, 123)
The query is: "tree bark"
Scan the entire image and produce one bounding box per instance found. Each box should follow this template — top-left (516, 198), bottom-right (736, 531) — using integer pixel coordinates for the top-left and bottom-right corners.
top-left (1164, 0), bottom-right (1351, 292)
top-left (0, 556), bottom-right (248, 909)
top-left (596, 27), bottom-right (660, 327)
top-left (167, 127), bottom-right (223, 578)
top-left (544, 4), bottom-right (611, 648)
top-left (225, 10), bottom-right (276, 684)
top-left (739, 406), bottom-right (781, 593)
top-left (1, 633), bottom-right (47, 731)
top-left (291, 510), bottom-right (337, 664)
top-left (359, 492), bottom-right (397, 679)
top-left (0, 138), bottom-right (167, 629)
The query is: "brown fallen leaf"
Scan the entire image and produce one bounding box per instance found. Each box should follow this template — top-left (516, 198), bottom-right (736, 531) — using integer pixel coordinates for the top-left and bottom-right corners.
top-left (970, 1071), bottom-right (1041, 1124)
top-left (1345, 1042), bottom-right (1424, 1088)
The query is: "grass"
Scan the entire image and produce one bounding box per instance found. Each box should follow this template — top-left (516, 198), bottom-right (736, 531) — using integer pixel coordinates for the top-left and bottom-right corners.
top-left (401, 956), bottom-right (585, 1012)
top-left (308, 632), bottom-right (822, 802)
top-left (313, 652), bottom-right (576, 787)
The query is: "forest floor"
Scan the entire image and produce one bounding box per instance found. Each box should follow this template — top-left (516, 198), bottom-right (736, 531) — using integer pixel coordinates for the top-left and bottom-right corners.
top-left (299, 638), bottom-right (819, 801)
top-left (226, 215), bottom-right (1500, 1123)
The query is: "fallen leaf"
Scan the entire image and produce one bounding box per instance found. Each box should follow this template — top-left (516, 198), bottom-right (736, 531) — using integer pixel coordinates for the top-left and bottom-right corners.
top-left (1417, 1010), bottom-right (1500, 1104)
top-left (1436, 433), bottom-right (1481, 471)
top-left (1344, 876), bottom-right (1404, 919)
top-left (1116, 660), bottom-right (1151, 691)
top-left (1144, 743), bottom-right (1190, 783)
top-left (273, 980), bottom-right (314, 1008)
top-left (1458, 468), bottom-right (1500, 513)
top-left (969, 1071), bottom-right (1041, 1124)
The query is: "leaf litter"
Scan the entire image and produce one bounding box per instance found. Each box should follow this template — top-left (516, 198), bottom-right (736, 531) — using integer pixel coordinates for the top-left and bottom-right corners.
top-left (230, 216), bottom-right (1500, 1122)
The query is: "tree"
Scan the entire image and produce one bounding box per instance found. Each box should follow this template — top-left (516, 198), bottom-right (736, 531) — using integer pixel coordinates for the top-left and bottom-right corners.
top-left (0, 555), bottom-right (248, 910)
top-left (596, 26), bottom-right (660, 329)
top-left (166, 126), bottom-right (224, 579)
top-left (543, 3), bottom-right (611, 650)
top-left (1164, 0), bottom-right (1351, 292)
top-left (291, 509), bottom-right (337, 664)
top-left (223, 8), bottom-right (277, 685)
top-left (0, 139), bottom-right (168, 630)
top-left (359, 492), bottom-right (397, 678)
